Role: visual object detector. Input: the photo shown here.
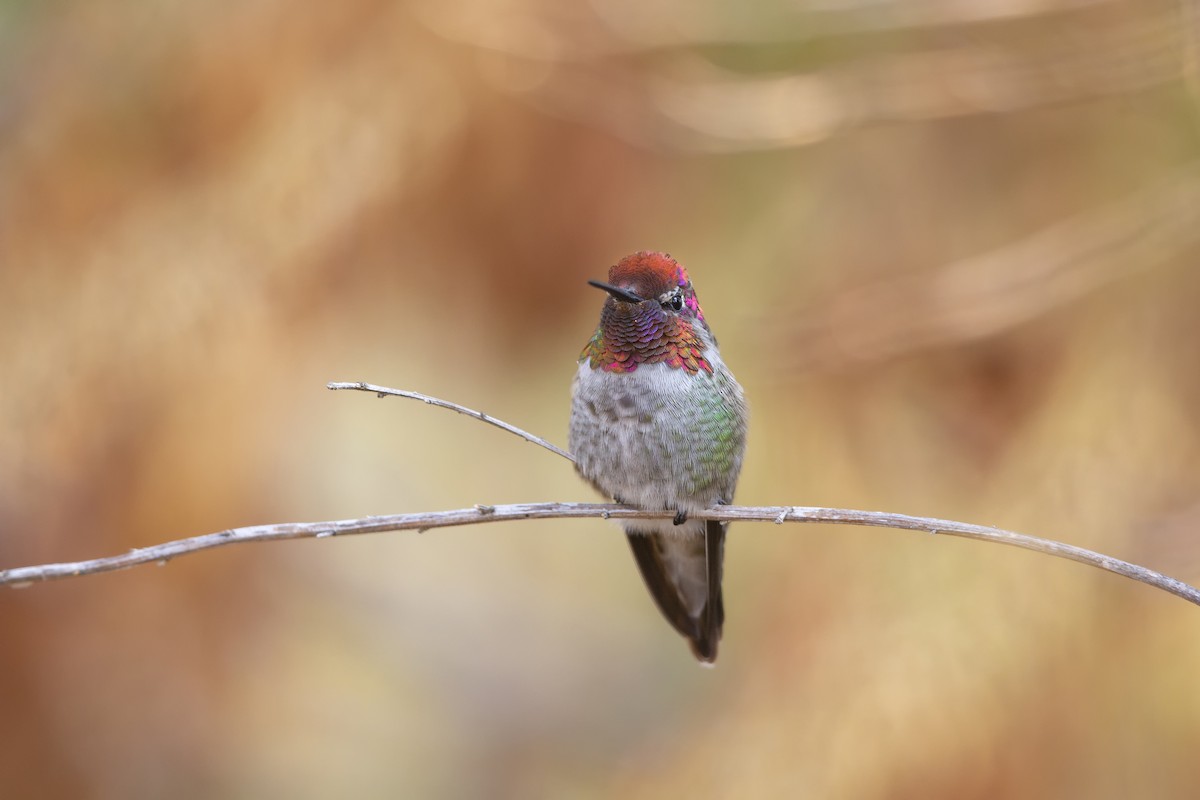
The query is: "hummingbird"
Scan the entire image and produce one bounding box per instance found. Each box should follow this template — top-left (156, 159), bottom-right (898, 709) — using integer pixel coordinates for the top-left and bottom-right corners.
top-left (569, 252), bottom-right (748, 662)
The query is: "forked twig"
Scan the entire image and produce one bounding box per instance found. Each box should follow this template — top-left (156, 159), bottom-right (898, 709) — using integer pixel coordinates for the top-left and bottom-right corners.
top-left (1, 383), bottom-right (1197, 612)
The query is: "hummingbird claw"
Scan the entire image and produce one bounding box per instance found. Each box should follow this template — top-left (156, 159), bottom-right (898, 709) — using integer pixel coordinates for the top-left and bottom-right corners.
top-left (672, 510), bottom-right (688, 526)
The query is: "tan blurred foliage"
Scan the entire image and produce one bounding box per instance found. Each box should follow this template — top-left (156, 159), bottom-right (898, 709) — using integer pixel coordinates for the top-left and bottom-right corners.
top-left (2, 0), bottom-right (1200, 797)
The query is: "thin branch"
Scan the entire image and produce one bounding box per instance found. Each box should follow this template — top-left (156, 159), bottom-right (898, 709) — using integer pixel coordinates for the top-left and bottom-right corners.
top-left (327, 381), bottom-right (576, 463)
top-left (3, 384), bottom-right (1197, 615)
top-left (1, 503), bottom-right (1197, 607)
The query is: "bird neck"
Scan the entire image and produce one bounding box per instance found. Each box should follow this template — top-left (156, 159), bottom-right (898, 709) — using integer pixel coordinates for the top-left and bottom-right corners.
top-left (582, 307), bottom-right (715, 375)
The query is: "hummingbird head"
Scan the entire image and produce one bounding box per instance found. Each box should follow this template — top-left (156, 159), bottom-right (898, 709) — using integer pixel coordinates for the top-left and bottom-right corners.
top-left (587, 251), bottom-right (707, 326)
top-left (581, 252), bottom-right (715, 374)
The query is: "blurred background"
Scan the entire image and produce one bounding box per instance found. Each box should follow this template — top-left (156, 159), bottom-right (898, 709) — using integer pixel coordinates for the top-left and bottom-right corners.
top-left (2, 0), bottom-right (1200, 797)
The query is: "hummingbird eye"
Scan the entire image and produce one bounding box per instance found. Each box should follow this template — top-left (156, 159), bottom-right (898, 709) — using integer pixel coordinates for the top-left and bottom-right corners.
top-left (661, 289), bottom-right (684, 312)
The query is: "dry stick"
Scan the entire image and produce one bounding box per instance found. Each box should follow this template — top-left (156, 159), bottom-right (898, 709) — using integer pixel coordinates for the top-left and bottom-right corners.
top-left (327, 382), bottom-right (575, 462)
top-left (1, 503), bottom-right (1198, 605)
top-left (0, 384), bottom-right (1197, 610)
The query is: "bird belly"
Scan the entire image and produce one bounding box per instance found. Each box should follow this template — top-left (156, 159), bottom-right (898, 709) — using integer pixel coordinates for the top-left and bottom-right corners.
top-left (568, 359), bottom-right (745, 531)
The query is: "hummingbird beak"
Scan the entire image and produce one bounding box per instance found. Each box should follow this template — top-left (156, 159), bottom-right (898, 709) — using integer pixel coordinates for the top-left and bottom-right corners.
top-left (587, 280), bottom-right (645, 304)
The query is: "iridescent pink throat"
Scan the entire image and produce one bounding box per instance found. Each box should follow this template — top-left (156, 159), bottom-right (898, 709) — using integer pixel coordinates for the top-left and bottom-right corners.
top-left (581, 303), bottom-right (713, 375)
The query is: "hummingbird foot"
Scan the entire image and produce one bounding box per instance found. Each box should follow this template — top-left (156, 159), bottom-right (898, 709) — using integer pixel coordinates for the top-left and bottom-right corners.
top-left (672, 510), bottom-right (688, 526)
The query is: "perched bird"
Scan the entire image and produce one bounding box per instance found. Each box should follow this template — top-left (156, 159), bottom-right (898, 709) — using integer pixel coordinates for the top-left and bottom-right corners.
top-left (569, 252), bottom-right (748, 662)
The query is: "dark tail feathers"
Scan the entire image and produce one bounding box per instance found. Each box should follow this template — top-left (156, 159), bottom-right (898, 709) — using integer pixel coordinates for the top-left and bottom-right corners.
top-left (625, 519), bottom-right (726, 663)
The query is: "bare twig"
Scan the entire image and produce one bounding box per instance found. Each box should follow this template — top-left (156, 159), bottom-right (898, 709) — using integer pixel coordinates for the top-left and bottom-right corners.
top-left (327, 381), bottom-right (575, 463)
top-left (2, 385), bottom-right (1197, 614)
top-left (1, 503), bottom-right (1197, 606)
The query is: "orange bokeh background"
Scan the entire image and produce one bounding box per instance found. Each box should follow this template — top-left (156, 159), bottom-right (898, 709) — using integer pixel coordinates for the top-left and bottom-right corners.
top-left (2, 1), bottom-right (1199, 797)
